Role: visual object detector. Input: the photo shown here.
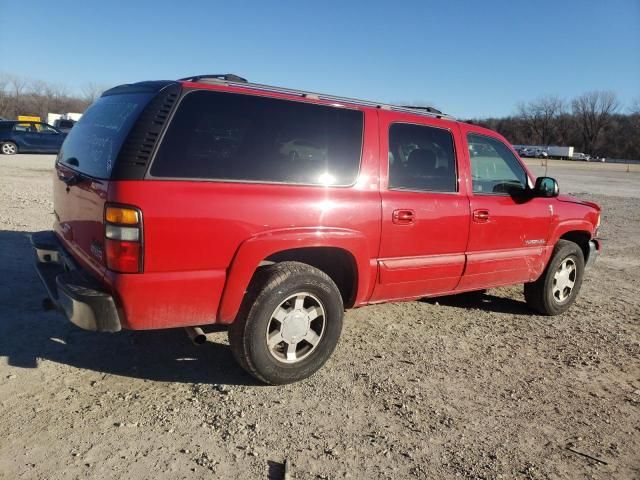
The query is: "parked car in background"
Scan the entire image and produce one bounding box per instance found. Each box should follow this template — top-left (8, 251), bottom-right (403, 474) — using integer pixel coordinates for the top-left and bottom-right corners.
top-left (31, 75), bottom-right (601, 384)
top-left (519, 147), bottom-right (547, 158)
top-left (0, 121), bottom-right (66, 154)
top-left (52, 118), bottom-right (76, 133)
top-left (518, 147), bottom-right (532, 157)
top-left (572, 152), bottom-right (591, 161)
top-left (47, 112), bottom-right (83, 133)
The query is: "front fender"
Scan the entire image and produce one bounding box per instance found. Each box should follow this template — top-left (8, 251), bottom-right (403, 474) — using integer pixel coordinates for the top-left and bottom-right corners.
top-left (216, 227), bottom-right (374, 324)
top-left (549, 219), bottom-right (594, 245)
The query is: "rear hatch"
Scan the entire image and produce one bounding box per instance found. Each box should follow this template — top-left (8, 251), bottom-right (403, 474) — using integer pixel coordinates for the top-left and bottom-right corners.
top-left (53, 81), bottom-right (180, 280)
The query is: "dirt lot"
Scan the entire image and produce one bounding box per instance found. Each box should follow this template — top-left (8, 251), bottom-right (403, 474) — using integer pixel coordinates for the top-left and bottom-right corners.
top-left (1, 155), bottom-right (639, 479)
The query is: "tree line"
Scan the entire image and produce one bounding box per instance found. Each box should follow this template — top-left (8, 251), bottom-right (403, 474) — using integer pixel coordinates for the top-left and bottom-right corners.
top-left (470, 91), bottom-right (640, 160)
top-left (0, 73), bottom-right (106, 123)
top-left (1, 73), bottom-right (639, 160)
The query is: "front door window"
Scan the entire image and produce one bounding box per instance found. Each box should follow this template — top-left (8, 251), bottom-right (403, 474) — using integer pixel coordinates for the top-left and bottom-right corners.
top-left (468, 133), bottom-right (528, 195)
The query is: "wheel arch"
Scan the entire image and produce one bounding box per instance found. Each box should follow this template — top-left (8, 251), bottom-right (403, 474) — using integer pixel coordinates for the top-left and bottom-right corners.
top-left (217, 228), bottom-right (374, 324)
top-left (558, 230), bottom-right (591, 261)
top-left (264, 247), bottom-right (358, 308)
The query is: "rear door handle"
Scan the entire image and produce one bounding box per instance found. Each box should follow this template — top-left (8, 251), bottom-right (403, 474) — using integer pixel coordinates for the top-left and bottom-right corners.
top-left (392, 209), bottom-right (415, 225)
top-left (473, 209), bottom-right (490, 222)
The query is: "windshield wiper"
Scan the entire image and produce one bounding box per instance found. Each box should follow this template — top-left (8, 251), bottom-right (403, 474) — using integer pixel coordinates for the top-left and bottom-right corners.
top-left (58, 172), bottom-right (86, 186)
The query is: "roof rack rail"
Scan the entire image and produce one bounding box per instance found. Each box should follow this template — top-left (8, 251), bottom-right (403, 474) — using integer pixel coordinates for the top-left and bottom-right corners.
top-left (178, 74), bottom-right (248, 83)
top-left (400, 105), bottom-right (443, 115)
top-left (178, 76), bottom-right (453, 120)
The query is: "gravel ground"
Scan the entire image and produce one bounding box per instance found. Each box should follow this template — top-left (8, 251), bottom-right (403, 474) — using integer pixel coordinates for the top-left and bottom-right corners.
top-left (1, 155), bottom-right (639, 479)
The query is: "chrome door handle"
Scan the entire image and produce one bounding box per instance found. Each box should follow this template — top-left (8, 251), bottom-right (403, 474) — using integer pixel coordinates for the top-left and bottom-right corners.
top-left (392, 209), bottom-right (415, 225)
top-left (473, 209), bottom-right (490, 222)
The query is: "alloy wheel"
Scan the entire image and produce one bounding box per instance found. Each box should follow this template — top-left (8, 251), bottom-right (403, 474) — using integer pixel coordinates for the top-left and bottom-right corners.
top-left (552, 258), bottom-right (576, 303)
top-left (1, 143), bottom-right (17, 155)
top-left (265, 292), bottom-right (326, 363)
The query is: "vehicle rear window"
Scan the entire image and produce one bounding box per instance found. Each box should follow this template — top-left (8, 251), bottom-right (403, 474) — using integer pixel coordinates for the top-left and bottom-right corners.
top-left (150, 90), bottom-right (364, 186)
top-left (58, 93), bottom-right (154, 179)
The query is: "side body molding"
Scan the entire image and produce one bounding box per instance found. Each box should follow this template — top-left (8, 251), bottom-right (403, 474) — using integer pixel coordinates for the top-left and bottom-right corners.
top-left (216, 227), bottom-right (373, 323)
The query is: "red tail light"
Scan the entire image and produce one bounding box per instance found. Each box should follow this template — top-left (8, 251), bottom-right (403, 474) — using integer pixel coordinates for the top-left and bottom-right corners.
top-left (104, 205), bottom-right (143, 273)
top-left (105, 240), bottom-right (141, 273)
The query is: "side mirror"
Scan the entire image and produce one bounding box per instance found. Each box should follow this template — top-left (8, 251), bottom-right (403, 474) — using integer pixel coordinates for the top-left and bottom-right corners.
top-left (534, 176), bottom-right (559, 197)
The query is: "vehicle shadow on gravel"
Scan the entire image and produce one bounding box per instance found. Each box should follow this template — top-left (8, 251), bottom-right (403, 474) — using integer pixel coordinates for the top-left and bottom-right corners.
top-left (422, 290), bottom-right (533, 315)
top-left (0, 230), bottom-right (259, 386)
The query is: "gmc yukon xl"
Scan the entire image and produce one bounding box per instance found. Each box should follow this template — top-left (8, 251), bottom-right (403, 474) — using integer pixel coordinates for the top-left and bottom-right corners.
top-left (32, 74), bottom-right (601, 384)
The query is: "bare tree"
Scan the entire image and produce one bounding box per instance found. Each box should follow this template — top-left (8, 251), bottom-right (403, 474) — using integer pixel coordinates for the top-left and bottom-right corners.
top-left (81, 82), bottom-right (108, 103)
top-left (0, 72), bottom-right (94, 120)
top-left (6, 74), bottom-right (29, 118)
top-left (47, 82), bottom-right (71, 115)
top-left (0, 73), bottom-right (10, 117)
top-left (553, 112), bottom-right (576, 146)
top-left (517, 95), bottom-right (564, 145)
top-left (629, 97), bottom-right (640, 116)
top-left (572, 91), bottom-right (619, 154)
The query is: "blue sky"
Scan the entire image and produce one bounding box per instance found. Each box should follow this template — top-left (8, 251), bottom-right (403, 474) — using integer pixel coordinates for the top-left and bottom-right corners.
top-left (1, 0), bottom-right (638, 118)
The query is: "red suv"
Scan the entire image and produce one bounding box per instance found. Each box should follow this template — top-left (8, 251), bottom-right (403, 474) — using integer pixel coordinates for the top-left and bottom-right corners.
top-left (32, 74), bottom-right (601, 384)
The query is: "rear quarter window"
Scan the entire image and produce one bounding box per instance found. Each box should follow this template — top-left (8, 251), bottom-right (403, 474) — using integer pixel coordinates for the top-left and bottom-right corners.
top-left (150, 90), bottom-right (364, 186)
top-left (58, 93), bottom-right (153, 179)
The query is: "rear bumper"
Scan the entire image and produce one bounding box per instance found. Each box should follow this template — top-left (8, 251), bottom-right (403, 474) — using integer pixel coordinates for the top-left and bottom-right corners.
top-left (585, 239), bottom-right (600, 269)
top-left (31, 231), bottom-right (121, 332)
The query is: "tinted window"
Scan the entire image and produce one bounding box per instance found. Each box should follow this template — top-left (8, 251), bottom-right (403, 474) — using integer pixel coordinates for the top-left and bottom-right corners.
top-left (151, 90), bottom-right (363, 185)
top-left (58, 93), bottom-right (154, 179)
top-left (388, 123), bottom-right (457, 192)
top-left (36, 123), bottom-right (59, 134)
top-left (468, 134), bottom-right (528, 194)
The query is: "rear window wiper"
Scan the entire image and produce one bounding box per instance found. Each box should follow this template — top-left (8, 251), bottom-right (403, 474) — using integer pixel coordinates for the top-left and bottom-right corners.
top-left (58, 160), bottom-right (92, 186)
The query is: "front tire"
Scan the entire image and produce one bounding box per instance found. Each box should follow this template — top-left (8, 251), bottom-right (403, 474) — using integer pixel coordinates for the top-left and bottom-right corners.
top-left (228, 261), bottom-right (344, 384)
top-left (1, 142), bottom-right (18, 155)
top-left (524, 240), bottom-right (585, 315)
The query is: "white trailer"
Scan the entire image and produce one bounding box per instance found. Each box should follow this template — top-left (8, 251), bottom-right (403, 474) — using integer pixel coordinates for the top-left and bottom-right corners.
top-left (47, 113), bottom-right (62, 125)
top-left (547, 146), bottom-right (574, 160)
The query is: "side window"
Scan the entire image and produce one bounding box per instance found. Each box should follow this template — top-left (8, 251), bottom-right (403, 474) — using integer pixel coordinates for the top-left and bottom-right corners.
top-left (388, 123), bottom-right (457, 193)
top-left (467, 134), bottom-right (528, 195)
top-left (151, 90), bottom-right (364, 185)
top-left (36, 123), bottom-right (58, 134)
top-left (13, 123), bottom-right (30, 132)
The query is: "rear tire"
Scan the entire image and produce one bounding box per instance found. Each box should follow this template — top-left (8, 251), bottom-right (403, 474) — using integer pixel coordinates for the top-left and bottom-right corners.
top-left (524, 240), bottom-right (585, 315)
top-left (1, 142), bottom-right (18, 155)
top-left (228, 261), bottom-right (344, 384)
